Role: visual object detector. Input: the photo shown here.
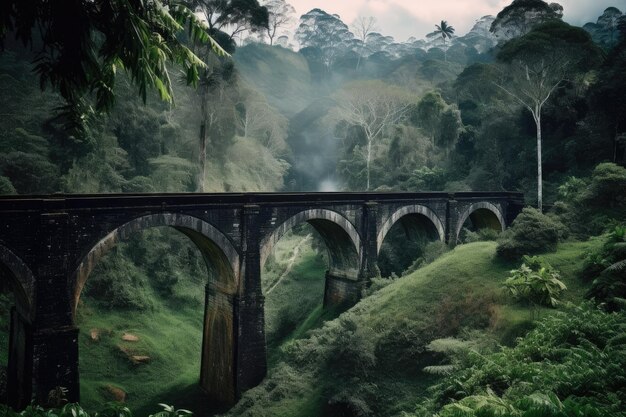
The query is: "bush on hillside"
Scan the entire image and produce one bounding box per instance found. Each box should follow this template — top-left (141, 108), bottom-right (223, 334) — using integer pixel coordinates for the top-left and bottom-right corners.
top-left (0, 176), bottom-right (15, 195)
top-left (504, 256), bottom-right (566, 313)
top-left (585, 225), bottom-right (626, 311)
top-left (496, 208), bottom-right (565, 261)
top-left (555, 163), bottom-right (626, 237)
top-left (462, 227), bottom-right (501, 243)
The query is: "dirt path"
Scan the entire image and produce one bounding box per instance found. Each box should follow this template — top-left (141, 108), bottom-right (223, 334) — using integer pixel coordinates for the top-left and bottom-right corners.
top-left (267, 234), bottom-right (312, 295)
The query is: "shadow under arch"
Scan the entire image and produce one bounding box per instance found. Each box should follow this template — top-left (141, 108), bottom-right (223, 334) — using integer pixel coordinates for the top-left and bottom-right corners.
top-left (377, 205), bottom-right (445, 255)
top-left (0, 244), bottom-right (36, 408)
top-left (70, 213), bottom-right (241, 404)
top-left (260, 209), bottom-right (361, 281)
top-left (455, 202), bottom-right (505, 244)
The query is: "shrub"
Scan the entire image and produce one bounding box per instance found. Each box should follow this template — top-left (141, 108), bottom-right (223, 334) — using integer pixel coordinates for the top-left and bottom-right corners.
top-left (586, 225), bottom-right (626, 311)
top-left (503, 256), bottom-right (566, 316)
top-left (555, 163), bottom-right (626, 237)
top-left (0, 176), bottom-right (16, 195)
top-left (496, 208), bottom-right (564, 261)
top-left (462, 227), bottom-right (501, 243)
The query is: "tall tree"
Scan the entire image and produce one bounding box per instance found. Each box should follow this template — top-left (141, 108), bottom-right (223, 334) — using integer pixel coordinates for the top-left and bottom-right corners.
top-left (295, 9), bottom-right (353, 71)
top-left (0, 0), bottom-right (224, 130)
top-left (263, 0), bottom-right (295, 45)
top-left (490, 0), bottom-right (563, 42)
top-left (494, 21), bottom-right (602, 211)
top-left (434, 20), bottom-right (455, 61)
top-left (351, 16), bottom-right (378, 69)
top-left (414, 91), bottom-right (446, 146)
top-left (334, 80), bottom-right (410, 190)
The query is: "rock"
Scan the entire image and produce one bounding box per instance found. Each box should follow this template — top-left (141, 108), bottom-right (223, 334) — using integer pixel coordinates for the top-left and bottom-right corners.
top-left (131, 355), bottom-right (151, 364)
top-left (122, 332), bottom-right (139, 342)
top-left (90, 328), bottom-right (100, 341)
top-left (104, 385), bottom-right (126, 402)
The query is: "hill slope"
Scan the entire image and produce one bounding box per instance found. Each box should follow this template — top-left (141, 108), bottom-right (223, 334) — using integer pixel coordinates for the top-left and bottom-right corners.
top-left (225, 240), bottom-right (597, 417)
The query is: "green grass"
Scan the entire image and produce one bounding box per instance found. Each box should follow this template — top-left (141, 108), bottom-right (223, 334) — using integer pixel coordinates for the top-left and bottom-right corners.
top-left (262, 229), bottom-right (332, 361)
top-left (77, 300), bottom-right (206, 415)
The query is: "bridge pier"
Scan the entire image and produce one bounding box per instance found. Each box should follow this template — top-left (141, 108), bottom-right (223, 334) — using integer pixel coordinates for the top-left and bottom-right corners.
top-left (7, 308), bottom-right (32, 409)
top-left (234, 205), bottom-right (267, 398)
top-left (323, 273), bottom-right (363, 307)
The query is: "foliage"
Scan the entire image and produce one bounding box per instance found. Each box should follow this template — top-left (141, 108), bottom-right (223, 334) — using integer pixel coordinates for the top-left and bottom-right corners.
top-left (462, 228), bottom-right (501, 243)
top-left (490, 0), bottom-right (564, 41)
top-left (585, 225), bottom-right (626, 310)
top-left (496, 208), bottom-right (565, 261)
top-left (0, 403), bottom-right (190, 417)
top-left (0, 176), bottom-right (16, 195)
top-left (416, 304), bottom-right (626, 417)
top-left (555, 163), bottom-right (626, 236)
top-left (504, 256), bottom-right (566, 311)
top-left (0, 0), bottom-right (226, 130)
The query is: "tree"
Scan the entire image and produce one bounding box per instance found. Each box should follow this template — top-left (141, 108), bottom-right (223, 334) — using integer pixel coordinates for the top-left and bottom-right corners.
top-left (0, 0), bottom-right (225, 130)
top-left (263, 0), bottom-right (295, 45)
top-left (351, 16), bottom-right (377, 69)
top-left (195, 57), bottom-right (238, 191)
top-left (414, 91), bottom-right (445, 146)
top-left (236, 87), bottom-right (288, 156)
top-left (494, 21), bottom-right (601, 211)
top-left (434, 20), bottom-right (455, 61)
top-left (334, 80), bottom-right (411, 190)
top-left (490, 0), bottom-right (563, 42)
top-left (437, 106), bottom-right (462, 156)
top-left (295, 9), bottom-right (353, 71)
top-left (190, 0), bottom-right (269, 50)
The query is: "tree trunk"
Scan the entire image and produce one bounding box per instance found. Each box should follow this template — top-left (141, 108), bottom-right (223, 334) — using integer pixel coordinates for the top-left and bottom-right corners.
top-left (366, 137), bottom-right (372, 191)
top-left (536, 113), bottom-right (543, 212)
top-left (198, 85), bottom-right (208, 192)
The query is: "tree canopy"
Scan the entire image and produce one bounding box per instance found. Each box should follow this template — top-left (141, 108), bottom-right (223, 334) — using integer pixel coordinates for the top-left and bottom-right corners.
top-left (0, 0), bottom-right (226, 129)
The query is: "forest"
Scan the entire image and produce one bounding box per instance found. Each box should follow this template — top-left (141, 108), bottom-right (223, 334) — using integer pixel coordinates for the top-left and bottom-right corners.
top-left (0, 0), bottom-right (625, 416)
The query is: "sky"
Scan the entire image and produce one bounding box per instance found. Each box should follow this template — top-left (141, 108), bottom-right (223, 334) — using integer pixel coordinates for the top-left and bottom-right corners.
top-left (287, 0), bottom-right (625, 42)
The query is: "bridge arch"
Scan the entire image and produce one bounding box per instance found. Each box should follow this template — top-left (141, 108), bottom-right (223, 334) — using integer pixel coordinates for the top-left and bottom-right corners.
top-left (377, 205), bottom-right (445, 255)
top-left (455, 202), bottom-right (505, 243)
top-left (0, 244), bottom-right (35, 322)
top-left (72, 213), bottom-right (240, 313)
top-left (260, 209), bottom-right (361, 281)
top-left (70, 212), bottom-right (241, 404)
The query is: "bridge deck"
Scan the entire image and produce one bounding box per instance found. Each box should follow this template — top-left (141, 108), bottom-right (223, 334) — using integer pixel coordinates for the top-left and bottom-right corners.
top-left (0, 191), bottom-right (524, 212)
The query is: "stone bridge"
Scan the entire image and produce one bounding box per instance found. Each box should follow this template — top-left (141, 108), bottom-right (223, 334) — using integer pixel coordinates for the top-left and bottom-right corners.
top-left (0, 191), bottom-right (523, 408)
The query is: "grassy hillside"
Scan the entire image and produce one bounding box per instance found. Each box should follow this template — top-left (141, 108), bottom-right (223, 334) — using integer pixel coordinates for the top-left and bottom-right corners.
top-left (226, 240), bottom-right (599, 417)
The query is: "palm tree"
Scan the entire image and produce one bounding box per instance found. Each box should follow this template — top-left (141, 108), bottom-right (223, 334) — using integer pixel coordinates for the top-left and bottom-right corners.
top-left (434, 20), bottom-right (455, 61)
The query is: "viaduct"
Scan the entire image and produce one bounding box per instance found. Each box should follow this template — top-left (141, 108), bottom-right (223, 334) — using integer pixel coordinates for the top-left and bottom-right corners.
top-left (0, 191), bottom-right (523, 408)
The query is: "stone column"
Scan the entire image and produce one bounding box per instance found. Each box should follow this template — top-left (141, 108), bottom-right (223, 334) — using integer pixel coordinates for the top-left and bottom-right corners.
top-left (323, 272), bottom-right (364, 307)
top-left (361, 202), bottom-right (379, 280)
top-left (199, 283), bottom-right (236, 404)
top-left (27, 212), bottom-right (80, 407)
top-left (7, 307), bottom-right (32, 409)
top-left (446, 197), bottom-right (459, 245)
top-left (234, 205), bottom-right (267, 397)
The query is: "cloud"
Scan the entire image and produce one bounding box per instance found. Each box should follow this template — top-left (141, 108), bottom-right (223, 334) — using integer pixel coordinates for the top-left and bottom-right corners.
top-left (286, 0), bottom-right (621, 41)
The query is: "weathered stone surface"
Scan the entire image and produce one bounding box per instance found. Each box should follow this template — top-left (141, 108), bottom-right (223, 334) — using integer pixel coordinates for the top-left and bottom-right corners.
top-left (0, 191), bottom-right (523, 410)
